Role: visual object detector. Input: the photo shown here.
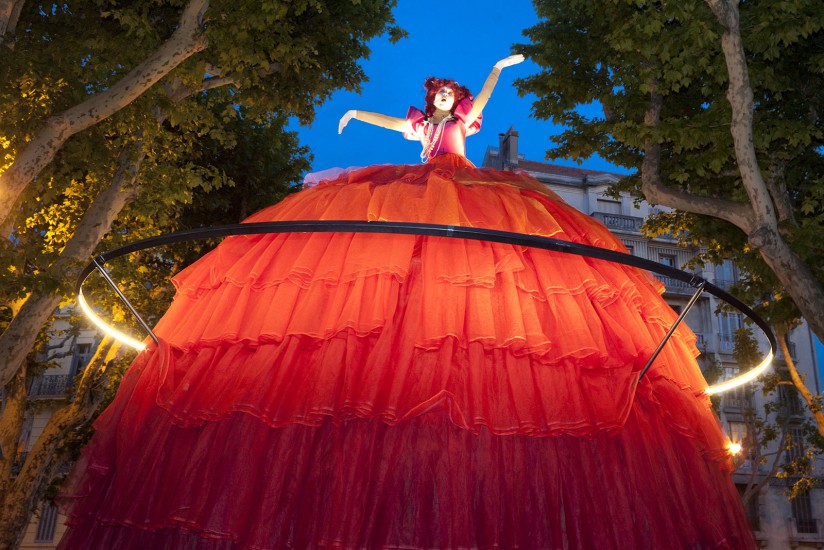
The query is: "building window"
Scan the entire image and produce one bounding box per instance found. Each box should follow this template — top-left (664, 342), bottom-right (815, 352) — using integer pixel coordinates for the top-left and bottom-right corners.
top-left (70, 342), bottom-right (94, 378)
top-left (786, 427), bottom-right (806, 464)
top-left (728, 421), bottom-right (747, 445)
top-left (792, 490), bottom-right (817, 534)
top-left (717, 313), bottom-right (743, 352)
top-left (658, 254), bottom-right (676, 268)
top-left (595, 198), bottom-right (622, 215)
top-left (724, 387), bottom-right (751, 411)
top-left (714, 259), bottom-right (738, 289)
top-left (728, 420), bottom-right (755, 461)
top-left (735, 484), bottom-right (760, 531)
top-left (779, 385), bottom-right (804, 417)
top-left (34, 503), bottom-right (59, 543)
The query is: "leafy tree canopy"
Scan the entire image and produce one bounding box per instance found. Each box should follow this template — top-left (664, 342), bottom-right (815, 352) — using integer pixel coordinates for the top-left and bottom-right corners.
top-left (0, 0), bottom-right (400, 544)
top-left (516, 0), bottom-right (824, 329)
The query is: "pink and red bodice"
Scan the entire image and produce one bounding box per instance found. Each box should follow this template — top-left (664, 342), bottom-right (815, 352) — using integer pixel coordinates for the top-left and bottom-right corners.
top-left (404, 98), bottom-right (482, 160)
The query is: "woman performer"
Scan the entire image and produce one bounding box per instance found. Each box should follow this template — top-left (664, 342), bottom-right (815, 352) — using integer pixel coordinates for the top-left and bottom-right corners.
top-left (58, 55), bottom-right (754, 549)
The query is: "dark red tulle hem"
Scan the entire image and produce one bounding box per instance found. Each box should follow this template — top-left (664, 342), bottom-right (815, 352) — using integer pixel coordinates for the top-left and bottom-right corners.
top-left (59, 402), bottom-right (752, 550)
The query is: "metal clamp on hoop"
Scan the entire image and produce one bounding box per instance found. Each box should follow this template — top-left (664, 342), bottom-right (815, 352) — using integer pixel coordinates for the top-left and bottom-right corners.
top-left (76, 220), bottom-right (775, 395)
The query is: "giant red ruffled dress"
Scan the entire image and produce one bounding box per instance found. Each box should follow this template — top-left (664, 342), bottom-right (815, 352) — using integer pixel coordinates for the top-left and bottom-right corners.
top-left (58, 104), bottom-right (755, 549)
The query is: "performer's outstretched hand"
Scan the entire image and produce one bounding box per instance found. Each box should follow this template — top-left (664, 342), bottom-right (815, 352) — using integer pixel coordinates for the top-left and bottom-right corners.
top-left (339, 110), bottom-right (357, 134)
top-left (494, 54), bottom-right (525, 71)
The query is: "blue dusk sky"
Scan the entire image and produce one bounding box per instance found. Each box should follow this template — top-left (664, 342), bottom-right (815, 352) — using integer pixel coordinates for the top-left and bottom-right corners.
top-left (290, 1), bottom-right (629, 175)
top-left (289, 2), bottom-right (824, 384)
top-left (816, 336), bottom-right (824, 393)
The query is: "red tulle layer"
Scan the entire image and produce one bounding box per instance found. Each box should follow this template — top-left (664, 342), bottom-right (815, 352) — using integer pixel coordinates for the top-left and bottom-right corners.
top-left (58, 364), bottom-right (752, 549)
top-left (147, 155), bottom-right (704, 433)
top-left (58, 156), bottom-right (754, 549)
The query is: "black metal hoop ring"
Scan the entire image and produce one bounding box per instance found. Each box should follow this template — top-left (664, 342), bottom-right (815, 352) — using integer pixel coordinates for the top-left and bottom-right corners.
top-left (76, 220), bottom-right (775, 393)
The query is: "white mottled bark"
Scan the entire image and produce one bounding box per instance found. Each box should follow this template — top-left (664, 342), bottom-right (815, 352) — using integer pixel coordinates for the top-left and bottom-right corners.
top-left (0, 0), bottom-right (24, 45)
top-left (0, 0), bottom-right (208, 229)
top-left (640, 0), bottom-right (824, 344)
top-left (0, 141), bottom-right (144, 389)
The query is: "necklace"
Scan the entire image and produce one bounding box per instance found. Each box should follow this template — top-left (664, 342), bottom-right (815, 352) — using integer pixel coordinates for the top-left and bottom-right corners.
top-left (420, 115), bottom-right (452, 162)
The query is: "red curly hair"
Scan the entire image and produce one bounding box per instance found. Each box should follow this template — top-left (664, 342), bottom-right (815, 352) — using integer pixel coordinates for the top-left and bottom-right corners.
top-left (423, 77), bottom-right (473, 118)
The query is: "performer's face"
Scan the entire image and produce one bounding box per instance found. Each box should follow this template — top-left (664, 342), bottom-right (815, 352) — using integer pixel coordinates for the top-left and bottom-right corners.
top-left (434, 86), bottom-right (455, 113)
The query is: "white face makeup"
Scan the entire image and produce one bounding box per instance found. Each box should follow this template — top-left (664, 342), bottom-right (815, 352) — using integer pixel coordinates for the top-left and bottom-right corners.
top-left (434, 86), bottom-right (455, 113)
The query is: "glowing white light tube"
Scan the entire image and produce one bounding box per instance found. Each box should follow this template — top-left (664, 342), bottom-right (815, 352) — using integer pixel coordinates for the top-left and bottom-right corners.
top-left (704, 351), bottom-right (774, 395)
top-left (77, 290), bottom-right (147, 351)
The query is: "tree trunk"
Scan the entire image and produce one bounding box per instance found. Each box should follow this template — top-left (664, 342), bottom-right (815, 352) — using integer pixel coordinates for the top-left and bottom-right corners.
top-left (0, 338), bottom-right (118, 550)
top-left (640, 0), bottom-right (824, 346)
top-left (0, 139), bottom-right (144, 542)
top-left (780, 331), bottom-right (824, 438)
top-left (0, 141), bottom-right (145, 390)
top-left (0, 362), bottom-right (27, 550)
top-left (0, 0), bottom-right (208, 229)
top-left (740, 393), bottom-right (791, 507)
top-left (0, 362), bottom-right (25, 471)
top-left (704, 0), bottom-right (824, 345)
top-left (0, 0), bottom-right (24, 45)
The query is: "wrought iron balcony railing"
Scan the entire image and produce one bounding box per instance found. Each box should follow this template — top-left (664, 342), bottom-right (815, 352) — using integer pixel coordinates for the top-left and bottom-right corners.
top-left (29, 374), bottom-right (72, 398)
top-left (591, 212), bottom-right (644, 233)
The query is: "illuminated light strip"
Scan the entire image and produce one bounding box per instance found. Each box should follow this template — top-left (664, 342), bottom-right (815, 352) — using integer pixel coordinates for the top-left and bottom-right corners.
top-left (704, 351), bottom-right (774, 395)
top-left (75, 221), bottom-right (776, 391)
top-left (77, 290), bottom-right (147, 351)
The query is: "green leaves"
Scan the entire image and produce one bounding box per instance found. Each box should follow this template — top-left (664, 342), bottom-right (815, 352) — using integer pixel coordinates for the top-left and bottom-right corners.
top-left (0, 0), bottom-right (401, 361)
top-left (519, 0), bottom-right (824, 327)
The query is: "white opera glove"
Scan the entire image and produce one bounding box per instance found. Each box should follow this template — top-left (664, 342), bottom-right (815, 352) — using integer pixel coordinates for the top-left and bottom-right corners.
top-left (338, 110), bottom-right (358, 134)
top-left (494, 54), bottom-right (525, 71)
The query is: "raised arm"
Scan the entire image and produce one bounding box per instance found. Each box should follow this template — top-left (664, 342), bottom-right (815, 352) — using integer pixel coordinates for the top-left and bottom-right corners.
top-left (338, 110), bottom-right (410, 134)
top-left (463, 55), bottom-right (525, 129)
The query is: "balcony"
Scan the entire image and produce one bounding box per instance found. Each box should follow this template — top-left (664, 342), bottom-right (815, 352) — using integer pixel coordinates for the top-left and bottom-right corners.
top-left (29, 374), bottom-right (72, 399)
top-left (724, 390), bottom-right (753, 412)
top-left (591, 212), bottom-right (643, 233)
top-left (718, 335), bottom-right (736, 354)
top-left (713, 278), bottom-right (735, 290)
top-left (658, 275), bottom-right (703, 295)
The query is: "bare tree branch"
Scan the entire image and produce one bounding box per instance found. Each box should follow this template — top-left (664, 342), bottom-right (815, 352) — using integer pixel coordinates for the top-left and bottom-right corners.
top-left (743, 409), bottom-right (791, 506)
top-left (165, 60), bottom-right (283, 103)
top-left (0, 140), bottom-right (146, 388)
top-left (763, 159), bottom-right (796, 228)
top-left (779, 330), bottom-right (824, 438)
top-left (199, 75), bottom-right (236, 93)
top-left (704, 0), bottom-right (777, 225)
top-left (0, 0), bottom-right (24, 47)
top-left (166, 74), bottom-right (236, 103)
top-left (39, 333), bottom-right (76, 356)
top-left (39, 349), bottom-right (75, 363)
top-left (640, 86), bottom-right (756, 232)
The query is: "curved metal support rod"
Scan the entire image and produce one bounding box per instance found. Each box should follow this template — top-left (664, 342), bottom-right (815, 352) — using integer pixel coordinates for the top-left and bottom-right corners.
top-left (638, 280), bottom-right (706, 381)
top-left (91, 258), bottom-right (159, 345)
top-left (76, 221), bottom-right (775, 394)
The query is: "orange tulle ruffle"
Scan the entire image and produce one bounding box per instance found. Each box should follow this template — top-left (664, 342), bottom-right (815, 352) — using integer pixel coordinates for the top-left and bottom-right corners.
top-left (58, 155), bottom-right (754, 549)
